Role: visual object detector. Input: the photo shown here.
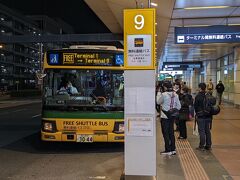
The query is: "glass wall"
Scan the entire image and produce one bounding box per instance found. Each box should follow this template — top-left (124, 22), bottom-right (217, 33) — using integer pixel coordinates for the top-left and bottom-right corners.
top-left (216, 53), bottom-right (234, 102)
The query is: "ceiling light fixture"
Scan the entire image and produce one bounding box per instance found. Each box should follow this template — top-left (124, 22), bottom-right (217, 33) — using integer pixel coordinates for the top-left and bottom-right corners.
top-left (177, 25), bottom-right (210, 27)
top-left (192, 52), bottom-right (209, 55)
top-left (167, 53), bottom-right (184, 56)
top-left (184, 6), bottom-right (229, 10)
top-left (199, 49), bottom-right (217, 51)
top-left (166, 49), bottom-right (188, 53)
top-left (151, 2), bottom-right (158, 7)
top-left (228, 24), bottom-right (240, 26)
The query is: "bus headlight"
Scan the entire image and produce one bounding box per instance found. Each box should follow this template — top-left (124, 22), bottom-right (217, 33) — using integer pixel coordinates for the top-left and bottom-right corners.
top-left (118, 124), bottom-right (124, 132)
top-left (44, 122), bottom-right (53, 131)
top-left (113, 121), bottom-right (124, 134)
top-left (42, 120), bottom-right (57, 132)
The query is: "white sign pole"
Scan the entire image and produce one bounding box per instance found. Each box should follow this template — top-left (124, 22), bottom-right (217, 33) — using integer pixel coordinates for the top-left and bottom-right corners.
top-left (124, 9), bottom-right (156, 180)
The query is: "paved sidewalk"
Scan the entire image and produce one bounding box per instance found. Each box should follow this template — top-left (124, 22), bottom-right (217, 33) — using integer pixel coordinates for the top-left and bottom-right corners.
top-left (156, 103), bottom-right (239, 180)
top-left (0, 95), bottom-right (41, 109)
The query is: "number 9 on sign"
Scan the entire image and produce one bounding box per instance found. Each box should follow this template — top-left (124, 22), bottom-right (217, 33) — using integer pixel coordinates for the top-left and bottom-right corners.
top-left (134, 15), bottom-right (144, 30)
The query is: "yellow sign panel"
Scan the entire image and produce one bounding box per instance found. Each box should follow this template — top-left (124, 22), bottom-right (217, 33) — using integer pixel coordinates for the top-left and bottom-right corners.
top-left (124, 9), bottom-right (156, 70)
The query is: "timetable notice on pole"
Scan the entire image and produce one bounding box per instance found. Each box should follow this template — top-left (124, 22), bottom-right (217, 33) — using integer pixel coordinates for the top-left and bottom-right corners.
top-left (127, 117), bottom-right (153, 137)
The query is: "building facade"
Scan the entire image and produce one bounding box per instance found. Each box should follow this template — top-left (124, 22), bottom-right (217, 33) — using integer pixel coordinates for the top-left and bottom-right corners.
top-left (0, 4), bottom-right (73, 91)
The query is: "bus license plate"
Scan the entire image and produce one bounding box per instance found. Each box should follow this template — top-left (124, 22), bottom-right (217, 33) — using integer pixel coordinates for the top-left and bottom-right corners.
top-left (77, 135), bottom-right (93, 143)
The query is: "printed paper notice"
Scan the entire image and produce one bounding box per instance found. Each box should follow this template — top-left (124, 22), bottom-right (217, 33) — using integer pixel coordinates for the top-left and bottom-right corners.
top-left (125, 87), bottom-right (155, 114)
top-left (127, 117), bottom-right (153, 136)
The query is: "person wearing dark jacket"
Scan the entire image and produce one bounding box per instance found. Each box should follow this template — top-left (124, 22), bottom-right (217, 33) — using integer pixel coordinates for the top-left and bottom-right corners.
top-left (178, 88), bottom-right (193, 139)
top-left (173, 79), bottom-right (181, 131)
top-left (215, 80), bottom-right (225, 105)
top-left (194, 83), bottom-right (212, 151)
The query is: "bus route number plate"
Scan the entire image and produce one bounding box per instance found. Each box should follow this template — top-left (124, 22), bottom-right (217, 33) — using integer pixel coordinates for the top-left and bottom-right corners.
top-left (77, 135), bottom-right (93, 143)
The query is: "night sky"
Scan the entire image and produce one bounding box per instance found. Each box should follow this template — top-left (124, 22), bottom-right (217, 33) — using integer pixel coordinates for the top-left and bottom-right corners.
top-left (0, 0), bottom-right (110, 34)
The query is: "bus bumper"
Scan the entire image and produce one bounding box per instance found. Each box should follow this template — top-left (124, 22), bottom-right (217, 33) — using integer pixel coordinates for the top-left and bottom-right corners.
top-left (41, 131), bottom-right (124, 142)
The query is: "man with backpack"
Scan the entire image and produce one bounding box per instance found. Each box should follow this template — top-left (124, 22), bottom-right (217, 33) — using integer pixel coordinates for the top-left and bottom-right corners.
top-left (194, 83), bottom-right (220, 150)
top-left (194, 83), bottom-right (218, 151)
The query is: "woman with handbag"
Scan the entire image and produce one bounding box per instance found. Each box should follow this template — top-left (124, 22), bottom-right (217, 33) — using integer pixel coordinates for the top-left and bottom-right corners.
top-left (156, 81), bottom-right (181, 155)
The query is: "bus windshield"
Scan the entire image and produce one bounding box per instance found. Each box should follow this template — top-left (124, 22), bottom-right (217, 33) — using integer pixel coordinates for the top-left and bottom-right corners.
top-left (43, 69), bottom-right (124, 112)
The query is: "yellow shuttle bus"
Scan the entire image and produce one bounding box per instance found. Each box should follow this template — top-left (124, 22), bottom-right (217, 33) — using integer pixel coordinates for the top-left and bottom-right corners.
top-left (41, 45), bottom-right (124, 142)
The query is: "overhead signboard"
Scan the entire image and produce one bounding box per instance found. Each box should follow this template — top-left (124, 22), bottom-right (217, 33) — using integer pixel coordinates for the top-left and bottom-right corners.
top-left (175, 25), bottom-right (240, 44)
top-left (162, 61), bottom-right (202, 70)
top-left (124, 9), bottom-right (156, 69)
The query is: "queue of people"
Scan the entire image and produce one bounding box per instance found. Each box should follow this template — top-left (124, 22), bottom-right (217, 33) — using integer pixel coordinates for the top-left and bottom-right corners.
top-left (156, 79), bottom-right (223, 155)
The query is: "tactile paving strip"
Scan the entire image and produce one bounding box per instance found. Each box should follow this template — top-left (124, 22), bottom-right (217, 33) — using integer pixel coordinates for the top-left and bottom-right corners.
top-left (176, 136), bottom-right (209, 180)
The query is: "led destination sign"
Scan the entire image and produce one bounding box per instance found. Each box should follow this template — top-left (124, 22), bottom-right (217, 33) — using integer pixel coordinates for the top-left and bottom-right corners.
top-left (175, 25), bottom-right (240, 44)
top-left (47, 51), bottom-right (123, 67)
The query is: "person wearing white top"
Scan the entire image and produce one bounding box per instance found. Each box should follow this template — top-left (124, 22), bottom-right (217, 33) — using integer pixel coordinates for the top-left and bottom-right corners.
top-left (156, 81), bottom-right (181, 155)
top-left (67, 81), bottom-right (78, 95)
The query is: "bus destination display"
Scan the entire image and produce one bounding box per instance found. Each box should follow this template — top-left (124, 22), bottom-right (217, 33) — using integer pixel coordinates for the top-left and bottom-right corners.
top-left (47, 52), bottom-right (123, 67)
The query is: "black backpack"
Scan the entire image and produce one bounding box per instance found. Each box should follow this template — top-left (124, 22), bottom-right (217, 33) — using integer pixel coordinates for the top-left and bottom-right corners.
top-left (180, 94), bottom-right (193, 108)
top-left (197, 93), bottom-right (220, 116)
